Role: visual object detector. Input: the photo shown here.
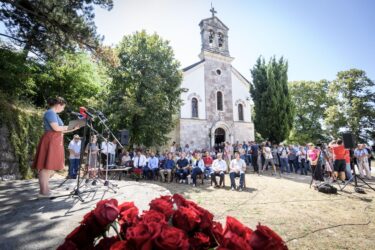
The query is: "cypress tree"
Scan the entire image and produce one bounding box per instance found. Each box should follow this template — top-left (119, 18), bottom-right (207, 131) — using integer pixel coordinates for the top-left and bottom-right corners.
top-left (250, 56), bottom-right (294, 143)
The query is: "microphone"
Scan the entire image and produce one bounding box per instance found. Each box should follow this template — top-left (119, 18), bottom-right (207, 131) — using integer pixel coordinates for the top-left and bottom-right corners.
top-left (79, 107), bottom-right (96, 119)
top-left (67, 108), bottom-right (84, 119)
top-left (89, 109), bottom-right (108, 124)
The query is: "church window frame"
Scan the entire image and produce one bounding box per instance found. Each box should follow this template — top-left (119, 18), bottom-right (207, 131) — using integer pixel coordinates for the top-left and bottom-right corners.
top-left (191, 97), bottom-right (199, 118)
top-left (218, 32), bottom-right (224, 47)
top-left (208, 29), bottom-right (215, 44)
top-left (238, 103), bottom-right (244, 121)
top-left (217, 91), bottom-right (224, 111)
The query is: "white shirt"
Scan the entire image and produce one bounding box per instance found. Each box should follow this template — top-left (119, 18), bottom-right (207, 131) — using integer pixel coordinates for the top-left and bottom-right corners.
top-left (298, 149), bottom-right (306, 161)
top-left (212, 159), bottom-right (227, 172)
top-left (68, 140), bottom-right (81, 159)
top-left (278, 146), bottom-right (289, 158)
top-left (132, 154), bottom-right (147, 168)
top-left (108, 142), bottom-right (116, 155)
top-left (263, 146), bottom-right (273, 159)
top-left (101, 141), bottom-right (116, 155)
top-left (230, 158), bottom-right (246, 173)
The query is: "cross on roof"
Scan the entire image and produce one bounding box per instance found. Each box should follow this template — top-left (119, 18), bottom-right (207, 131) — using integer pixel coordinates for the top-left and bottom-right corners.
top-left (210, 4), bottom-right (217, 17)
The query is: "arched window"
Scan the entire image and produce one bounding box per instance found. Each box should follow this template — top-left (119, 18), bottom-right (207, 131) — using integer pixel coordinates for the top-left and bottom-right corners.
top-left (209, 29), bottom-right (214, 44)
top-left (238, 104), bottom-right (244, 121)
top-left (218, 32), bottom-right (224, 47)
top-left (217, 92), bottom-right (223, 111)
top-left (192, 98), bottom-right (198, 118)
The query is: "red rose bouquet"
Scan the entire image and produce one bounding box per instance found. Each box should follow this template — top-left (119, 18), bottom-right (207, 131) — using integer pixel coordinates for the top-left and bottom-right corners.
top-left (58, 194), bottom-right (288, 250)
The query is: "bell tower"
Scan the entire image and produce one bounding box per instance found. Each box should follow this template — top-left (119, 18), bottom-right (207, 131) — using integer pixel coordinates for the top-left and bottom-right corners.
top-left (199, 6), bottom-right (230, 57)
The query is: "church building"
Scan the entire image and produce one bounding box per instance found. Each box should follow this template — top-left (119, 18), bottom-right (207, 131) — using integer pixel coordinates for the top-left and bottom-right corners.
top-left (171, 9), bottom-right (255, 150)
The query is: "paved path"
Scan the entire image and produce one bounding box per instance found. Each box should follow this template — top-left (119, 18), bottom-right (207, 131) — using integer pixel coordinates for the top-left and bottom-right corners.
top-left (0, 177), bottom-right (170, 250)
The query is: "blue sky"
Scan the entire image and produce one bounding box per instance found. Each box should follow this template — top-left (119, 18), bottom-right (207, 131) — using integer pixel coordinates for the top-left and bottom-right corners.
top-left (92, 0), bottom-right (375, 81)
top-left (1, 0), bottom-right (374, 81)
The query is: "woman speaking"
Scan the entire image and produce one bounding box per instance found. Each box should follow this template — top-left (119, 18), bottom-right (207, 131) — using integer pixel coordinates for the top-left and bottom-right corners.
top-left (32, 97), bottom-right (80, 198)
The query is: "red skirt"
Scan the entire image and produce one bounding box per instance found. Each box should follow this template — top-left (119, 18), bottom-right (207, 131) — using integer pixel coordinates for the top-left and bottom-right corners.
top-left (32, 131), bottom-right (65, 171)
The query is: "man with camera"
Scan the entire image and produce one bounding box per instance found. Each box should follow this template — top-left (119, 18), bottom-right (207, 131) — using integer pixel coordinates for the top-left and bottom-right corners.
top-left (329, 139), bottom-right (347, 182)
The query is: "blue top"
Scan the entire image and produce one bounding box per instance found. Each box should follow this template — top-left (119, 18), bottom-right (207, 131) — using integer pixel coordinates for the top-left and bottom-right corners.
top-left (44, 109), bottom-right (63, 132)
top-left (177, 158), bottom-right (189, 168)
top-left (354, 149), bottom-right (367, 158)
top-left (243, 144), bottom-right (249, 152)
top-left (163, 159), bottom-right (175, 170)
top-left (194, 159), bottom-right (205, 172)
top-left (148, 157), bottom-right (159, 169)
top-left (250, 144), bottom-right (258, 155)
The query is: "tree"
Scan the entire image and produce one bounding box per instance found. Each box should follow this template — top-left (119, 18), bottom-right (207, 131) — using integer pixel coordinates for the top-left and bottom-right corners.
top-left (288, 80), bottom-right (331, 144)
top-left (33, 52), bottom-right (105, 110)
top-left (250, 56), bottom-right (294, 143)
top-left (325, 69), bottom-right (375, 142)
top-left (0, 43), bottom-right (37, 98)
top-left (107, 31), bottom-right (183, 147)
top-left (0, 0), bottom-right (113, 58)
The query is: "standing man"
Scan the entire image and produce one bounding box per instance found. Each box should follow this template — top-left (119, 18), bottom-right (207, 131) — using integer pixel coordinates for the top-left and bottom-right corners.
top-left (329, 139), bottom-right (347, 182)
top-left (183, 144), bottom-right (190, 153)
top-left (170, 141), bottom-right (176, 154)
top-left (278, 144), bottom-right (289, 174)
top-left (354, 144), bottom-right (372, 179)
top-left (108, 139), bottom-right (117, 166)
top-left (211, 153), bottom-right (227, 187)
top-left (68, 134), bottom-right (81, 179)
top-left (261, 143), bottom-right (277, 175)
top-left (250, 142), bottom-right (259, 173)
top-left (288, 145), bottom-right (299, 173)
top-left (101, 138), bottom-right (110, 168)
top-left (229, 151), bottom-right (246, 191)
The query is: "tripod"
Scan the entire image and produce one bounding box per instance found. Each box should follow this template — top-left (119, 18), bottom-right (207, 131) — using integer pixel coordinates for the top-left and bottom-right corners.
top-left (338, 161), bottom-right (374, 192)
top-left (52, 117), bottom-right (96, 202)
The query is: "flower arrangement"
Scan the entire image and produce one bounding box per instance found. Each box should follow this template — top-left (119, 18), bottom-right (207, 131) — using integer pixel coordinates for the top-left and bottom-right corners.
top-left (130, 168), bottom-right (142, 181)
top-left (58, 194), bottom-right (288, 250)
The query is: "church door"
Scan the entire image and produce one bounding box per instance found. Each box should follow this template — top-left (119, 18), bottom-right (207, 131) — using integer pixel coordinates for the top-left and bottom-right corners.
top-left (214, 128), bottom-right (226, 152)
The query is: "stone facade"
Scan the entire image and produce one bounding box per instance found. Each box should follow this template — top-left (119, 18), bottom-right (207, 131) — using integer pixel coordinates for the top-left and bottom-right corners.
top-left (169, 13), bottom-right (254, 150)
top-left (179, 119), bottom-right (210, 149)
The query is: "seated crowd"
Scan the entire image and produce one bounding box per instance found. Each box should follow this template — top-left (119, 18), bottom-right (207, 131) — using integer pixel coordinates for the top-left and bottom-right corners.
top-left (78, 137), bottom-right (373, 191)
top-left (119, 148), bottom-right (247, 191)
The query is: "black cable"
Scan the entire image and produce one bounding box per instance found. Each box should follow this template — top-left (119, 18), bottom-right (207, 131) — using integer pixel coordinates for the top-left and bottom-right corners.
top-left (285, 205), bottom-right (372, 243)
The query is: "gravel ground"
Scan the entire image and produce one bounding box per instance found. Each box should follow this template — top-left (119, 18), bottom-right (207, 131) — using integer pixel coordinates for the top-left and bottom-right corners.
top-left (0, 168), bottom-right (374, 250)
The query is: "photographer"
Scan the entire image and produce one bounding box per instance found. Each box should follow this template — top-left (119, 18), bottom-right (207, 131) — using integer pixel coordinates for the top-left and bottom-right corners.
top-left (329, 139), bottom-right (346, 182)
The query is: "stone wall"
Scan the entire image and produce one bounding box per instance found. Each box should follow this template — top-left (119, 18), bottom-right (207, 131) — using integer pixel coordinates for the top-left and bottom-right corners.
top-left (204, 57), bottom-right (234, 123)
top-left (0, 125), bottom-right (19, 180)
top-left (233, 122), bottom-right (255, 143)
top-left (179, 118), bottom-right (210, 150)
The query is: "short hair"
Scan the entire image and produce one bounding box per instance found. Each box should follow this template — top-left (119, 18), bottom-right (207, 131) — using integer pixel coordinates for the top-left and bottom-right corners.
top-left (337, 139), bottom-right (343, 145)
top-left (47, 97), bottom-right (66, 107)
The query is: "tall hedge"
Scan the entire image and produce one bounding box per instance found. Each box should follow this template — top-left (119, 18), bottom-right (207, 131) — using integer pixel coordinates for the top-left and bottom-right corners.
top-left (0, 94), bottom-right (43, 179)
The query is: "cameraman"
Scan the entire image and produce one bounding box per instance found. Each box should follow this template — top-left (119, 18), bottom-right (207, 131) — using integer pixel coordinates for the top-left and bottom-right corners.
top-left (329, 139), bottom-right (346, 182)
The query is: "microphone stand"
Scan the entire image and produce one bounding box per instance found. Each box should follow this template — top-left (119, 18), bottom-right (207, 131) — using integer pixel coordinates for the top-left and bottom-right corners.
top-left (86, 122), bottom-right (118, 193)
top-left (96, 112), bottom-right (123, 189)
top-left (51, 117), bottom-right (96, 202)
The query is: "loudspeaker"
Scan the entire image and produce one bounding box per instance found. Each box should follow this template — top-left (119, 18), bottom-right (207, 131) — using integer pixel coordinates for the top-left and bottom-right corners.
top-left (118, 129), bottom-right (129, 145)
top-left (342, 133), bottom-right (355, 149)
